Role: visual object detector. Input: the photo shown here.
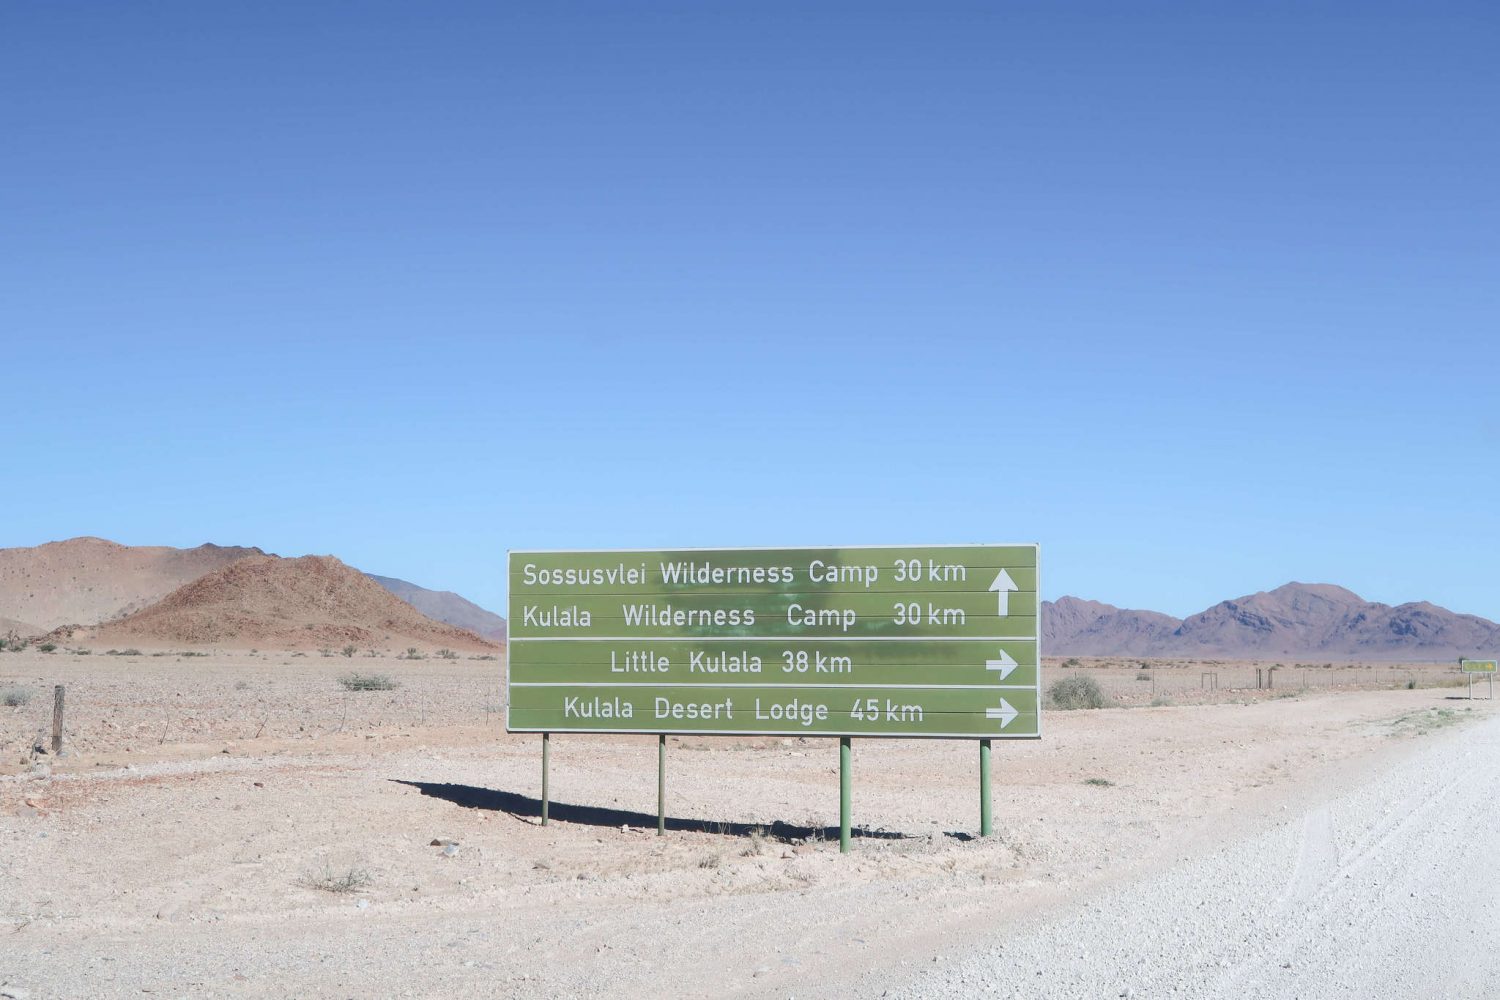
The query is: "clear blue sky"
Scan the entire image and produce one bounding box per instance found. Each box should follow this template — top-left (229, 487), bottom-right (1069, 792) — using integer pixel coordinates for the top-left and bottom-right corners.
top-left (3, 3), bottom-right (1496, 620)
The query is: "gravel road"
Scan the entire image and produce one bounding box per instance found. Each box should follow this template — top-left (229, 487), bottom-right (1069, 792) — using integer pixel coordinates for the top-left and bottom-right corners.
top-left (876, 709), bottom-right (1500, 999)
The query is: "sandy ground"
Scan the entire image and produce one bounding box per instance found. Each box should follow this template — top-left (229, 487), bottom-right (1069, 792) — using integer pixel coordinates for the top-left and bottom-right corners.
top-left (1, 651), bottom-right (1495, 998)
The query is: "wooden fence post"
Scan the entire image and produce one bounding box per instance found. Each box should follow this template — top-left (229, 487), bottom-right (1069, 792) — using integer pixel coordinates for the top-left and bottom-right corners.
top-left (52, 684), bottom-right (65, 755)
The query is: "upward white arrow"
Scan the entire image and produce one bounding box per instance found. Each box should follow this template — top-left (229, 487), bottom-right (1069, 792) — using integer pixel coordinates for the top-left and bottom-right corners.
top-left (989, 569), bottom-right (1018, 617)
top-left (985, 649), bottom-right (1019, 681)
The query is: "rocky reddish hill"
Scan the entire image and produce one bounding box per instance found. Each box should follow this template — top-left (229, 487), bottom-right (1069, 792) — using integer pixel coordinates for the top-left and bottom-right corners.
top-left (1045, 583), bottom-right (1500, 660)
top-left (367, 574), bottom-right (507, 642)
top-left (0, 537), bottom-right (263, 631)
top-left (87, 554), bottom-right (498, 651)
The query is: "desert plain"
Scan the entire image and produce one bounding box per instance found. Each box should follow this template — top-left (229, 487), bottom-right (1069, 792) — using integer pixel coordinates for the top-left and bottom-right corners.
top-left (3, 649), bottom-right (1497, 999)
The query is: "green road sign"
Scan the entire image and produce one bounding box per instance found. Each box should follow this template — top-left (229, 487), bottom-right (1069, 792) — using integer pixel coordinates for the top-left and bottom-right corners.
top-left (507, 545), bottom-right (1040, 738)
top-left (1460, 659), bottom-right (1498, 673)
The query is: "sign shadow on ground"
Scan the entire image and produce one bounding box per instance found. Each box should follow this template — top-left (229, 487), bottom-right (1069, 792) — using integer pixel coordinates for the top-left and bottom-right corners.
top-left (390, 779), bottom-right (910, 843)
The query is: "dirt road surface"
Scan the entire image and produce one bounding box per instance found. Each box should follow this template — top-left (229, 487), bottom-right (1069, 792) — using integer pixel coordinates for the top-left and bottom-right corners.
top-left (1, 653), bottom-right (1494, 998)
top-left (877, 704), bottom-right (1500, 999)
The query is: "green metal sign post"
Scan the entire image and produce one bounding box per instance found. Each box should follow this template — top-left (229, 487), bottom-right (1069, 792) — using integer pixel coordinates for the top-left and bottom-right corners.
top-left (840, 736), bottom-right (852, 852)
top-left (657, 733), bottom-right (666, 836)
top-left (540, 731), bottom-right (550, 826)
top-left (508, 544), bottom-right (1041, 850)
top-left (979, 738), bottom-right (993, 837)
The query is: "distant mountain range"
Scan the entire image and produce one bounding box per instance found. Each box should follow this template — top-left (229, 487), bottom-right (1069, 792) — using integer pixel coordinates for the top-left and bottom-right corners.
top-left (0, 538), bottom-right (505, 651)
top-left (366, 574), bottom-right (507, 642)
top-left (90, 554), bottom-right (496, 651)
top-left (1044, 583), bottom-right (1500, 660)
top-left (5, 540), bottom-right (1493, 660)
top-left (0, 537), bottom-right (264, 633)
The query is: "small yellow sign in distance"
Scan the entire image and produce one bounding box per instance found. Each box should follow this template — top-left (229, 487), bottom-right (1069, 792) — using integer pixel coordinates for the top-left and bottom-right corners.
top-left (1459, 658), bottom-right (1498, 673)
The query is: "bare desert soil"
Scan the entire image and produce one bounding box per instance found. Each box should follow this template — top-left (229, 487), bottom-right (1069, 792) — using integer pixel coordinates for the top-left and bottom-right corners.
top-left (1047, 654), bottom-right (1474, 706)
top-left (1, 651), bottom-right (1495, 998)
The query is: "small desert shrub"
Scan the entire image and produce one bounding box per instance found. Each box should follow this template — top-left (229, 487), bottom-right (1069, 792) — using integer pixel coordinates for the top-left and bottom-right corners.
top-left (234, 680), bottom-right (251, 691)
top-left (1083, 777), bottom-right (1114, 787)
top-left (1406, 679), bottom-right (1418, 690)
top-left (1047, 675), bottom-right (1110, 710)
top-left (1, 686), bottom-right (32, 707)
top-left (741, 826), bottom-right (769, 857)
top-left (436, 648), bottom-right (458, 660)
top-left (71, 648), bottom-right (91, 655)
top-left (1150, 696), bottom-right (1173, 707)
top-left (38, 642), bottom-right (57, 653)
top-left (338, 672), bottom-right (399, 692)
top-left (105, 648), bottom-right (143, 657)
top-left (319, 647), bottom-right (334, 658)
top-left (299, 864), bottom-right (373, 894)
top-left (1062, 657), bottom-right (1082, 669)
top-left (697, 854), bottom-right (722, 870)
top-left (341, 644), bottom-right (357, 658)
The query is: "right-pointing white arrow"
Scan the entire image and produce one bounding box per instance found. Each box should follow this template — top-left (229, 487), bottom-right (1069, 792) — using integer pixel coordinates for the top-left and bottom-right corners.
top-left (985, 649), bottom-right (1019, 682)
top-left (985, 697), bottom-right (1019, 728)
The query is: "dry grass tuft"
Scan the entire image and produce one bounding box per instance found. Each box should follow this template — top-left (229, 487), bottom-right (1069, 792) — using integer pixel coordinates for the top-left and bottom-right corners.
top-left (338, 673), bottom-right (399, 692)
top-left (300, 863), bottom-right (373, 894)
